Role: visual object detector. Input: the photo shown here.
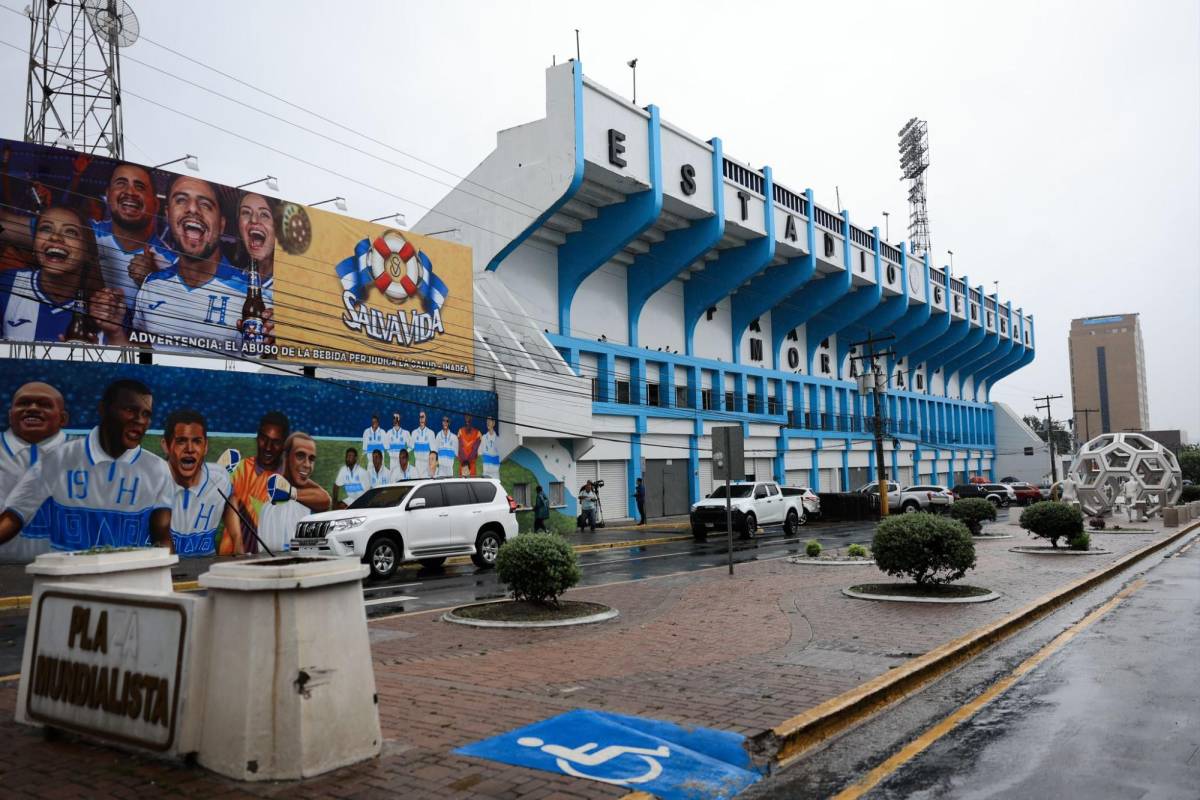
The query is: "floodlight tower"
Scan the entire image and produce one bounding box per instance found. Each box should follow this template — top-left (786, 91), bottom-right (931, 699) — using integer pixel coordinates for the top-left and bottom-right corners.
top-left (23, 0), bottom-right (140, 158)
top-left (897, 118), bottom-right (931, 258)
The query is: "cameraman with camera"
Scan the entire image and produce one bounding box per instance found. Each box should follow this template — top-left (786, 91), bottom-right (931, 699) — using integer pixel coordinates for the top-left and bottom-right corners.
top-left (577, 480), bottom-right (599, 532)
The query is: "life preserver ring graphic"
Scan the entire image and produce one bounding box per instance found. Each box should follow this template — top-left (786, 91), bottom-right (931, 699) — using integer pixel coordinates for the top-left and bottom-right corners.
top-left (368, 230), bottom-right (421, 300)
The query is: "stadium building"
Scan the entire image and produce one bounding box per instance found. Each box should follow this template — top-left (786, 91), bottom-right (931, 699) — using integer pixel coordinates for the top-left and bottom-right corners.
top-left (423, 62), bottom-right (1034, 520)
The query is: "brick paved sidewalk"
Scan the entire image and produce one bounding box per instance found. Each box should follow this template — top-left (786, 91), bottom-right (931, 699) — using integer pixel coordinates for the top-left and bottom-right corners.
top-left (0, 523), bottom-right (1182, 798)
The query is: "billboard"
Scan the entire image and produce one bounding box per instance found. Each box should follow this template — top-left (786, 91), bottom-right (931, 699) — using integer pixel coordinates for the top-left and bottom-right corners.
top-left (0, 138), bottom-right (473, 375)
top-left (0, 359), bottom-right (498, 563)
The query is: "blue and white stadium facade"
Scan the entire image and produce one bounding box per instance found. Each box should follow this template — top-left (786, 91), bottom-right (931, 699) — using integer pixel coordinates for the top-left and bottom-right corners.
top-left (417, 63), bottom-right (1035, 519)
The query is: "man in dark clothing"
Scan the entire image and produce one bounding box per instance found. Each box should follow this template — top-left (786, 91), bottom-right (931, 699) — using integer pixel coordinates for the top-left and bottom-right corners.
top-left (533, 485), bottom-right (550, 532)
top-left (635, 477), bottom-right (646, 525)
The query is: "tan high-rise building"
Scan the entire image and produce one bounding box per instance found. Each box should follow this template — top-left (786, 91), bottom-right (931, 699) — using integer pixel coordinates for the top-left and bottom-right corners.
top-left (1068, 314), bottom-right (1149, 438)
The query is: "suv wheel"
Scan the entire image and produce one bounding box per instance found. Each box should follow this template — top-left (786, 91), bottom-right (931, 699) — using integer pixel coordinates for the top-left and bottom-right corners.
top-left (902, 500), bottom-right (921, 513)
top-left (740, 513), bottom-right (757, 540)
top-left (783, 509), bottom-right (800, 537)
top-left (691, 524), bottom-right (708, 542)
top-left (987, 495), bottom-right (1002, 508)
top-left (367, 535), bottom-right (400, 581)
top-left (471, 529), bottom-right (503, 569)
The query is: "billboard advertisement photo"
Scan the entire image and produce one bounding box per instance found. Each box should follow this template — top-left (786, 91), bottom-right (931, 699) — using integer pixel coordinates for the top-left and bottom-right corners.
top-left (0, 138), bottom-right (473, 375)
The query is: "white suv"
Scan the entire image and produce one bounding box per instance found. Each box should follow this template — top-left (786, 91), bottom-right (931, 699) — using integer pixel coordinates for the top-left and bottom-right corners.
top-left (291, 478), bottom-right (519, 580)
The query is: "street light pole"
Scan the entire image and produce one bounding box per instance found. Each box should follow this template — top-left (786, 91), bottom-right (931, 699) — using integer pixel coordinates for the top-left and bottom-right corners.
top-left (1034, 394), bottom-right (1064, 483)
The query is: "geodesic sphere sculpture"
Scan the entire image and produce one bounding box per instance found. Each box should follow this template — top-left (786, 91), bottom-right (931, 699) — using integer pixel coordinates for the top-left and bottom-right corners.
top-left (1068, 433), bottom-right (1183, 517)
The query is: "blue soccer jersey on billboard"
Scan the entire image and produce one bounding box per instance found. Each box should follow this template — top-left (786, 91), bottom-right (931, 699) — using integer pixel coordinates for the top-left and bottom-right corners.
top-left (169, 462), bottom-right (231, 557)
top-left (92, 218), bottom-right (177, 321)
top-left (3, 427), bottom-right (172, 551)
top-left (131, 260), bottom-right (247, 351)
top-left (0, 269), bottom-right (78, 343)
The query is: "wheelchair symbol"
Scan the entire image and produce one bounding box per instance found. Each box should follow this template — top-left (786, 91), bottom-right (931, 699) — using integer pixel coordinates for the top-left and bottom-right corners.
top-left (518, 736), bottom-right (670, 786)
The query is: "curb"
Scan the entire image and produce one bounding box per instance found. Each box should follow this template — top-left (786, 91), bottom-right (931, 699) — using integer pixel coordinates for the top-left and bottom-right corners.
top-left (1008, 546), bottom-right (1112, 555)
top-left (841, 586), bottom-right (1000, 604)
top-left (0, 537), bottom-right (692, 611)
top-left (442, 605), bottom-right (619, 628)
top-left (746, 520), bottom-right (1200, 771)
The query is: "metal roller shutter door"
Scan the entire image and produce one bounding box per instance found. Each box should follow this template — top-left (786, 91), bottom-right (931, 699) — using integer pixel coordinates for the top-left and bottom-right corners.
top-left (577, 461), bottom-right (597, 489)
top-left (897, 466), bottom-right (913, 486)
top-left (699, 459), bottom-right (713, 498)
top-left (598, 461), bottom-right (627, 521)
top-left (820, 468), bottom-right (839, 493)
top-left (785, 469), bottom-right (808, 488)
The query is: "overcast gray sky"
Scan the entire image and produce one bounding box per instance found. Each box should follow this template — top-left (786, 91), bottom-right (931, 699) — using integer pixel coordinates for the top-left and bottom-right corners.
top-left (1, 0), bottom-right (1196, 437)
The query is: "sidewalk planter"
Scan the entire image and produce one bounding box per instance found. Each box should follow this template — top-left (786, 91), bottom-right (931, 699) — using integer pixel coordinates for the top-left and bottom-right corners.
top-left (25, 548), bottom-right (178, 595)
top-left (196, 556), bottom-right (380, 781)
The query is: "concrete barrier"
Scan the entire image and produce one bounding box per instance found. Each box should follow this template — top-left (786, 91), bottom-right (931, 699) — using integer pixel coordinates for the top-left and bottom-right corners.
top-left (24, 548), bottom-right (178, 595)
top-left (1164, 507), bottom-right (1180, 527)
top-left (197, 556), bottom-right (381, 781)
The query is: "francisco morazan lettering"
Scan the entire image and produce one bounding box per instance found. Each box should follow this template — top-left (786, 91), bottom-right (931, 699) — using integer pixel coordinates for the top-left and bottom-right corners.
top-left (30, 605), bottom-right (171, 728)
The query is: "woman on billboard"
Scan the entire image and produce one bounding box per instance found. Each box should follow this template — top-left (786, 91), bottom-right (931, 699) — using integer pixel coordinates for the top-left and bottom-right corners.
top-left (0, 205), bottom-right (101, 343)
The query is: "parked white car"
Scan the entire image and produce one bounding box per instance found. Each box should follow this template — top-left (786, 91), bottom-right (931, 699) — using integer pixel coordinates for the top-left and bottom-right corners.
top-left (780, 486), bottom-right (821, 520)
top-left (291, 478), bottom-right (518, 580)
top-left (899, 485), bottom-right (955, 513)
top-left (690, 481), bottom-right (805, 539)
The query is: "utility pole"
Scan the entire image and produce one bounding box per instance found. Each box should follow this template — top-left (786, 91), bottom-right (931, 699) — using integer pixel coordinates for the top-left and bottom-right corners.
top-left (1034, 394), bottom-right (1064, 483)
top-left (1073, 407), bottom-right (1098, 443)
top-left (851, 333), bottom-right (897, 516)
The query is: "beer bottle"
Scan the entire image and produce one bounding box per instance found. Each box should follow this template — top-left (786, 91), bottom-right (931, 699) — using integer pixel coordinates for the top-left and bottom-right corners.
top-left (64, 289), bottom-right (97, 343)
top-left (241, 258), bottom-right (266, 349)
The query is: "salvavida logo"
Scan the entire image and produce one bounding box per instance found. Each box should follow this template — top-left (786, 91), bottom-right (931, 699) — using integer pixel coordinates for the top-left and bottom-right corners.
top-left (340, 290), bottom-right (444, 346)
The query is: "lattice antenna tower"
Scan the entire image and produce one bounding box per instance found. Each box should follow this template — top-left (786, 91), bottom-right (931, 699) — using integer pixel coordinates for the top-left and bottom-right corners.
top-left (23, 0), bottom-right (140, 158)
top-left (897, 117), bottom-right (931, 258)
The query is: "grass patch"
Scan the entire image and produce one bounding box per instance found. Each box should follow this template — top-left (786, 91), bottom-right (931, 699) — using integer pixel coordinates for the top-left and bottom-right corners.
top-left (849, 583), bottom-right (992, 598)
top-left (452, 600), bottom-right (611, 622)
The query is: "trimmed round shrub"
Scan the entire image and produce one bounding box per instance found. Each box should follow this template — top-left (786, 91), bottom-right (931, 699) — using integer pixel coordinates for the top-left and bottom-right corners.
top-left (495, 533), bottom-right (581, 606)
top-left (1069, 532), bottom-right (1091, 551)
top-left (805, 539), bottom-right (822, 557)
top-left (1019, 501), bottom-right (1084, 548)
top-left (1088, 516), bottom-right (1106, 530)
top-left (847, 543), bottom-right (868, 558)
top-left (1180, 485), bottom-right (1200, 503)
top-left (948, 498), bottom-right (997, 535)
top-left (872, 514), bottom-right (976, 586)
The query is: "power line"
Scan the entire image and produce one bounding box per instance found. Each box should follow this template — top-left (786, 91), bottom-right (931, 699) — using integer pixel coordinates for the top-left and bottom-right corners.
top-left (1033, 393), bottom-right (1064, 483)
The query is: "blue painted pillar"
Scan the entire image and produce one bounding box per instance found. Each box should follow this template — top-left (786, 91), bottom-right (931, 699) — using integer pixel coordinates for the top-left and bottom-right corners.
top-left (628, 416), bottom-right (644, 518)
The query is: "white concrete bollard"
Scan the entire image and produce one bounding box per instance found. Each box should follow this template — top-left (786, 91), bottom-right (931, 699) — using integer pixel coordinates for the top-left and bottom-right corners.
top-left (1164, 507), bottom-right (1179, 527)
top-left (25, 548), bottom-right (178, 596)
top-left (1007, 505), bottom-right (1022, 523)
top-left (196, 555), bottom-right (380, 781)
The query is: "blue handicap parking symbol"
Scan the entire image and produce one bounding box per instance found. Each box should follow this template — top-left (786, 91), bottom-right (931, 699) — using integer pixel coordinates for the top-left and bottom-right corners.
top-left (454, 709), bottom-right (763, 799)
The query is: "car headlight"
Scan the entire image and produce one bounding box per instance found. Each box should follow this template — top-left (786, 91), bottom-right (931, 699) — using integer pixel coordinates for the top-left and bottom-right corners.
top-left (330, 517), bottom-right (366, 531)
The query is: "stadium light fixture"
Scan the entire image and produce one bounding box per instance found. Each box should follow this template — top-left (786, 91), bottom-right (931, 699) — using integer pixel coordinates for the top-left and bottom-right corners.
top-left (154, 154), bottom-right (200, 171)
top-left (310, 196), bottom-right (348, 212)
top-left (237, 175), bottom-right (279, 192)
top-left (370, 213), bottom-right (406, 227)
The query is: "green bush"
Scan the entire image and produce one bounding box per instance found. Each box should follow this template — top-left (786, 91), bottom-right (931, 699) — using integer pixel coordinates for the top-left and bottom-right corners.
top-left (1180, 485), bottom-right (1200, 503)
top-left (871, 514), bottom-right (976, 586)
top-left (805, 539), bottom-right (822, 557)
top-left (495, 533), bottom-right (581, 606)
top-left (1019, 501), bottom-right (1084, 548)
top-left (1088, 516), bottom-right (1106, 530)
top-left (847, 543), bottom-right (868, 558)
top-left (1068, 532), bottom-right (1091, 551)
top-left (948, 498), bottom-right (997, 535)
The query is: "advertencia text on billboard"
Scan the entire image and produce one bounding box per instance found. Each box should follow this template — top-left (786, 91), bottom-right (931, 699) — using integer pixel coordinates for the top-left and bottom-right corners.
top-left (0, 138), bottom-right (473, 375)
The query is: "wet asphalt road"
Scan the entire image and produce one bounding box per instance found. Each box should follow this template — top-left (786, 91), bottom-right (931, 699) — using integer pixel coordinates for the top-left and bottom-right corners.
top-left (866, 540), bottom-right (1199, 800)
top-left (0, 519), bottom-right (876, 676)
top-left (747, 533), bottom-right (1200, 800)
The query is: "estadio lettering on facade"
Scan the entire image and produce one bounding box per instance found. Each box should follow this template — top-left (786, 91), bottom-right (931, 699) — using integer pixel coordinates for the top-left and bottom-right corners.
top-left (0, 137), bottom-right (473, 376)
top-left (24, 590), bottom-right (188, 751)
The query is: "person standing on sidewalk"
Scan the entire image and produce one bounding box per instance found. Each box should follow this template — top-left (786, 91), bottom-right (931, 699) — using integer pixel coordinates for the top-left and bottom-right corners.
top-left (634, 477), bottom-right (646, 525)
top-left (533, 485), bottom-right (550, 532)
top-left (577, 481), bottom-right (597, 532)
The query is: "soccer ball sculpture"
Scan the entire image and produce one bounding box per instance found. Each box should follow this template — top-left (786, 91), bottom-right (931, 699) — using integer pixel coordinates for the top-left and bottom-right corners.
top-left (1066, 433), bottom-right (1182, 517)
